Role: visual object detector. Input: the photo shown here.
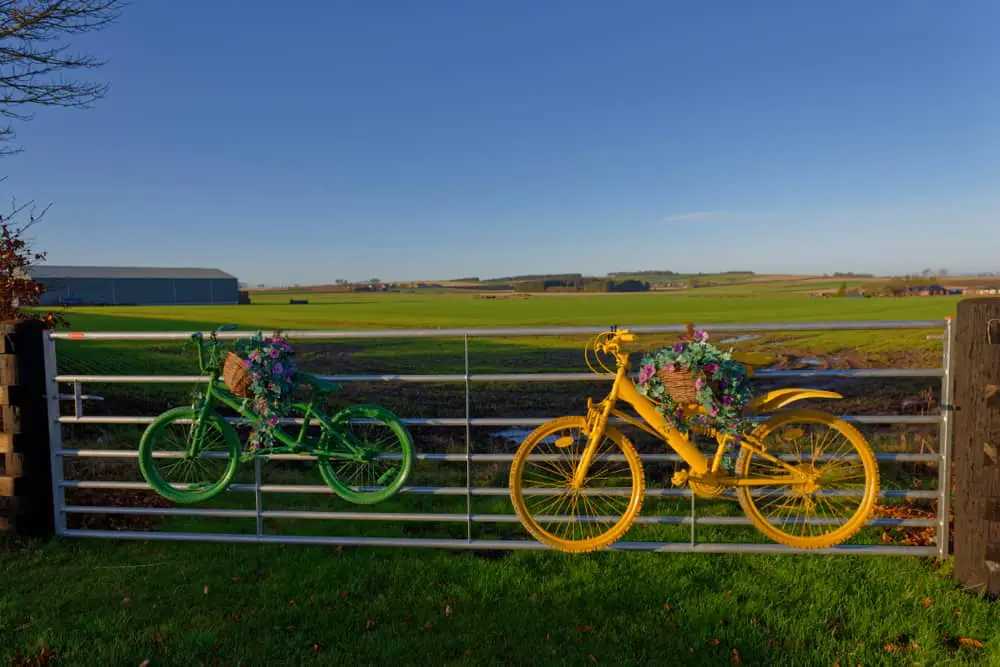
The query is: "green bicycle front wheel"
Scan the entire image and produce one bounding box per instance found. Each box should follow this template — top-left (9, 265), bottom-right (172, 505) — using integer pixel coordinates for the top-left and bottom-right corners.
top-left (317, 404), bottom-right (415, 504)
top-left (138, 406), bottom-right (241, 504)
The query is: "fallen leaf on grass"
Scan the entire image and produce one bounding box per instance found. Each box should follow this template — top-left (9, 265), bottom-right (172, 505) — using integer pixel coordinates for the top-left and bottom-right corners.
top-left (445, 605), bottom-right (452, 617)
top-left (959, 637), bottom-right (985, 649)
top-left (663, 602), bottom-right (671, 611)
top-left (139, 661), bottom-right (150, 667)
top-left (203, 586), bottom-right (209, 595)
top-left (708, 638), bottom-right (721, 647)
top-left (422, 622), bottom-right (433, 630)
top-left (731, 648), bottom-right (741, 665)
top-left (588, 654), bottom-right (598, 663)
top-left (921, 597), bottom-right (933, 608)
top-left (545, 633), bottom-right (551, 642)
top-left (576, 624), bottom-right (591, 633)
top-left (365, 619), bottom-right (375, 632)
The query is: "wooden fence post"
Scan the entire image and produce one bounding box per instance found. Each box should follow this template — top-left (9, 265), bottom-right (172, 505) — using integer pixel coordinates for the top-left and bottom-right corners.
top-left (952, 298), bottom-right (1000, 595)
top-left (0, 319), bottom-right (55, 537)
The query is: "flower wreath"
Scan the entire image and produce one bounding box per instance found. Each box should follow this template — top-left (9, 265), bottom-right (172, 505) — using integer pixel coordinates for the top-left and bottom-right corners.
top-left (232, 331), bottom-right (298, 455)
top-left (635, 329), bottom-right (754, 446)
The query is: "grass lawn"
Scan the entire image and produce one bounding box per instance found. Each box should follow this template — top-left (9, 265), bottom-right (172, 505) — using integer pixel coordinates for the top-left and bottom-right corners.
top-left (1, 537), bottom-right (996, 666)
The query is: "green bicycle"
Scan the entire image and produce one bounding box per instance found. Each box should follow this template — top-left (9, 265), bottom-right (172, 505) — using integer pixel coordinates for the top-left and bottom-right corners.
top-left (138, 326), bottom-right (416, 505)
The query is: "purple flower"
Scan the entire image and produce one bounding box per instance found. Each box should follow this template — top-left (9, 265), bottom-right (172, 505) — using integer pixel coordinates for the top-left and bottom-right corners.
top-left (693, 330), bottom-right (709, 343)
top-left (243, 359), bottom-right (252, 368)
top-left (272, 362), bottom-right (284, 375)
top-left (672, 342), bottom-right (685, 353)
top-left (267, 416), bottom-right (279, 426)
top-left (638, 363), bottom-right (655, 384)
top-left (718, 380), bottom-right (728, 390)
top-left (722, 394), bottom-right (734, 405)
top-left (704, 362), bottom-right (719, 376)
top-left (269, 347), bottom-right (280, 359)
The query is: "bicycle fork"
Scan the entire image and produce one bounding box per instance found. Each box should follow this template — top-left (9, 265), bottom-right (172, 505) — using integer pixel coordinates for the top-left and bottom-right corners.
top-left (569, 395), bottom-right (618, 490)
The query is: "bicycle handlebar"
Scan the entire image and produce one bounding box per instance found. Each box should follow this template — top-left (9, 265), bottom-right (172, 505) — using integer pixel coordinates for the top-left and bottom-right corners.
top-left (596, 329), bottom-right (636, 355)
top-left (190, 324), bottom-right (238, 374)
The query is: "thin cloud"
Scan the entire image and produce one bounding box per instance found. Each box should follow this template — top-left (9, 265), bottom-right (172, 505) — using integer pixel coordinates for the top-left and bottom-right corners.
top-left (661, 210), bottom-right (738, 222)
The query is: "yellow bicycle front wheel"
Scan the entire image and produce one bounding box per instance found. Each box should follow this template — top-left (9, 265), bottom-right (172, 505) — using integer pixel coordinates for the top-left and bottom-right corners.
top-left (735, 409), bottom-right (879, 549)
top-left (509, 416), bottom-right (645, 553)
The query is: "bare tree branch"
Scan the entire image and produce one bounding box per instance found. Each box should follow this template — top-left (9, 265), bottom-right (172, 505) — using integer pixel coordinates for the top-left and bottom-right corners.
top-left (0, 1), bottom-right (123, 155)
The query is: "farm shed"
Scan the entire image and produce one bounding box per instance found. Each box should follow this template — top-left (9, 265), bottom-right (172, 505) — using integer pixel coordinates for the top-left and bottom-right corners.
top-left (28, 266), bottom-right (239, 306)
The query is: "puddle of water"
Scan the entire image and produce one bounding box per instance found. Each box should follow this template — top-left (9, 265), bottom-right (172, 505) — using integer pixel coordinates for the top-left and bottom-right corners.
top-left (719, 334), bottom-right (761, 344)
top-left (489, 428), bottom-right (533, 443)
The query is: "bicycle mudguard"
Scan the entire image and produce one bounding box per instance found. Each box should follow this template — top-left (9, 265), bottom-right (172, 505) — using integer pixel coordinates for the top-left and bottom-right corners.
top-left (747, 388), bottom-right (842, 413)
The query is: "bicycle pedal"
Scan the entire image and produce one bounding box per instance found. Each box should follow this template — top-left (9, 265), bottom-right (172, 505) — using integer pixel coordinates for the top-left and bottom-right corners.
top-left (671, 470), bottom-right (689, 486)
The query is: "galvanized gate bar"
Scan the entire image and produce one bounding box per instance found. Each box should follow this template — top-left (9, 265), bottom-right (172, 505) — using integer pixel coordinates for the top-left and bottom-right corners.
top-left (60, 529), bottom-right (941, 556)
top-left (47, 319), bottom-right (949, 342)
top-left (47, 320), bottom-right (953, 556)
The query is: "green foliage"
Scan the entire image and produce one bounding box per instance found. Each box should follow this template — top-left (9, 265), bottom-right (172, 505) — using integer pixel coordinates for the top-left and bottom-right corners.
top-left (636, 330), bottom-right (754, 449)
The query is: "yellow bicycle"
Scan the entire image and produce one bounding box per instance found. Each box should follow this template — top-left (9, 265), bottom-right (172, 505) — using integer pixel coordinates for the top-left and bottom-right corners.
top-left (508, 328), bottom-right (880, 552)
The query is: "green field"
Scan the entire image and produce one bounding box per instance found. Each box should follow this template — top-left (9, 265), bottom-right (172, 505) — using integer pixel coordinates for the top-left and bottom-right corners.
top-left (5, 289), bottom-right (995, 666)
top-left (52, 287), bottom-right (961, 332)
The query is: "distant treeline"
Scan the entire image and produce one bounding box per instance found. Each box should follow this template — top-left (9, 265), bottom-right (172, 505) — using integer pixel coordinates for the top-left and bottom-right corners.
top-left (493, 273), bottom-right (585, 282)
top-left (514, 278), bottom-right (651, 293)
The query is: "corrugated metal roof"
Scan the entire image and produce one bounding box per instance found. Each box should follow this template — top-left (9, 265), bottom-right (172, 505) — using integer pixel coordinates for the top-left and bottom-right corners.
top-left (27, 265), bottom-right (237, 280)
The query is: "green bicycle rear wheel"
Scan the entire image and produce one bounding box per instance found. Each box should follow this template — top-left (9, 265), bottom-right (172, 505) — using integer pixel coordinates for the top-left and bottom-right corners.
top-left (317, 404), bottom-right (415, 505)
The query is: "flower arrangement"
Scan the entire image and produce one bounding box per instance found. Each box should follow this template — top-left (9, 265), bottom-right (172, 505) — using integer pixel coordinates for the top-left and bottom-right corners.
top-left (232, 331), bottom-right (298, 455)
top-left (636, 329), bottom-right (754, 446)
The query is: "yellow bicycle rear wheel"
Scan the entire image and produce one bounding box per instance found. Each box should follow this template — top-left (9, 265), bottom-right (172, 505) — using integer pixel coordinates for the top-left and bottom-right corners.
top-left (509, 416), bottom-right (645, 553)
top-left (735, 409), bottom-right (879, 549)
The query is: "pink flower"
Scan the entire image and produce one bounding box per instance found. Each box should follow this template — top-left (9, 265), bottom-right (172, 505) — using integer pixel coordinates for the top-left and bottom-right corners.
top-left (704, 362), bottom-right (719, 376)
top-left (269, 347), bottom-right (280, 359)
top-left (693, 330), bottom-right (709, 343)
top-left (722, 394), bottom-right (734, 405)
top-left (695, 377), bottom-right (705, 390)
top-left (638, 363), bottom-right (655, 384)
top-left (664, 364), bottom-right (677, 373)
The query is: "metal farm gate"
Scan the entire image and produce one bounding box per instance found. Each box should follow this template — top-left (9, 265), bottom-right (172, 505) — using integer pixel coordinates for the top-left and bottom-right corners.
top-left (44, 320), bottom-right (954, 557)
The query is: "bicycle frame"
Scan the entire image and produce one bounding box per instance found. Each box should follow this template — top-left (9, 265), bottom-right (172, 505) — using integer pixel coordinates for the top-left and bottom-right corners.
top-left (572, 348), bottom-right (810, 489)
top-left (187, 333), bottom-right (369, 462)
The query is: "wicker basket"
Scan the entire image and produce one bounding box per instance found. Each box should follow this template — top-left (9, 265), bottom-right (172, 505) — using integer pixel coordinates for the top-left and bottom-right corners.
top-left (222, 352), bottom-right (252, 397)
top-left (656, 368), bottom-right (700, 404)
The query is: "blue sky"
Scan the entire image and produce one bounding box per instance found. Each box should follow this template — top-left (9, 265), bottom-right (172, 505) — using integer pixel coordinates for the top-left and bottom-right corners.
top-left (6, 1), bottom-right (999, 286)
